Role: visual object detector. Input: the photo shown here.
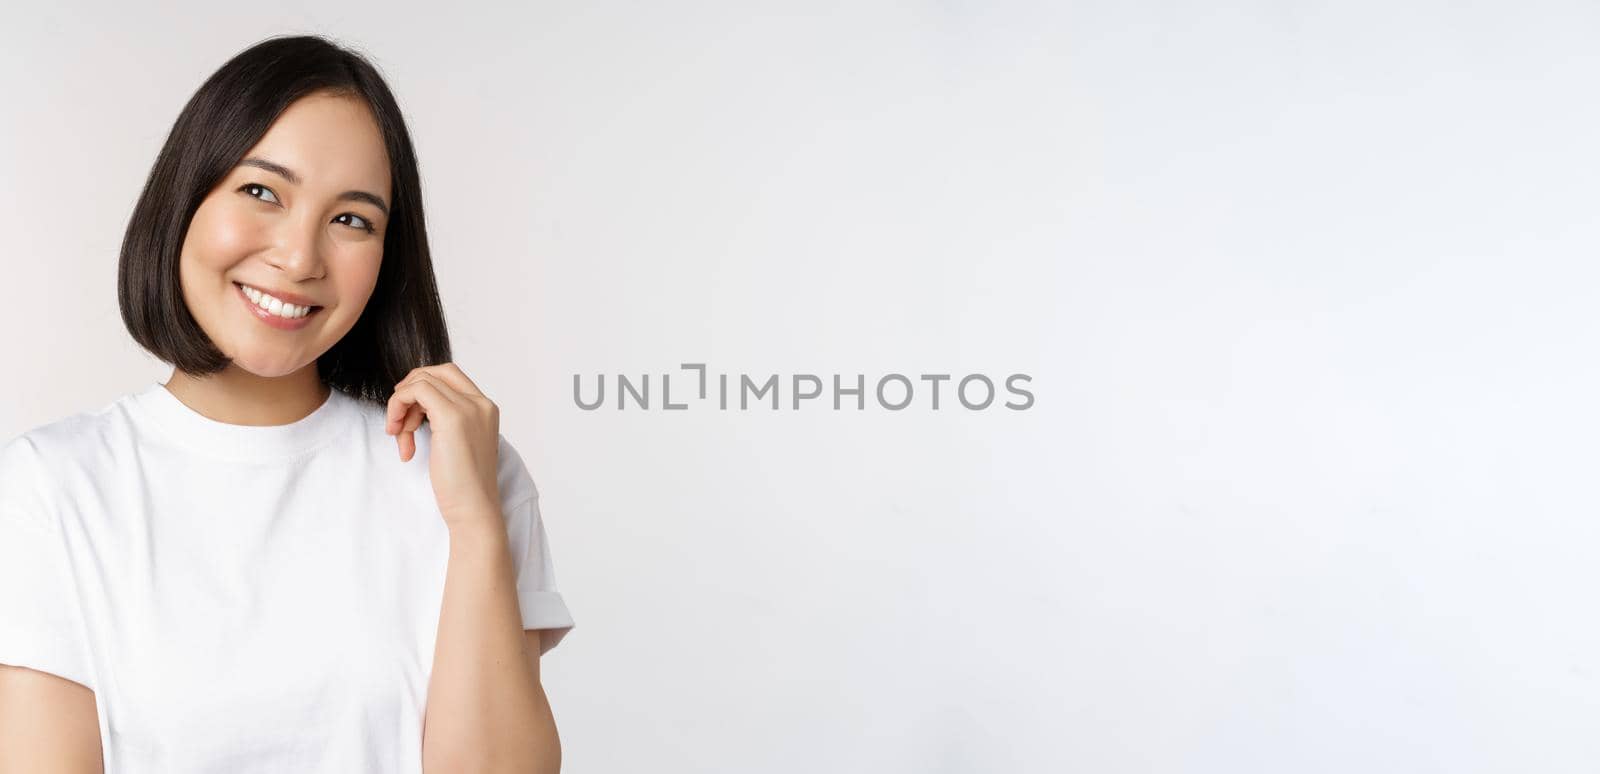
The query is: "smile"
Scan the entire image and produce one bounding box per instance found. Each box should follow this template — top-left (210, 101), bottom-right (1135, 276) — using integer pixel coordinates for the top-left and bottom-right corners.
top-left (234, 282), bottom-right (323, 330)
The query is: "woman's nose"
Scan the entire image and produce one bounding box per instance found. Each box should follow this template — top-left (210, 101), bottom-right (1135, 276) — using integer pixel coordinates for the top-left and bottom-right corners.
top-left (267, 212), bottom-right (327, 280)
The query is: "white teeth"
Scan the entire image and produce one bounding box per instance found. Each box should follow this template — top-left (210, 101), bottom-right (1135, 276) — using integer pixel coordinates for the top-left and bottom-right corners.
top-left (240, 284), bottom-right (312, 319)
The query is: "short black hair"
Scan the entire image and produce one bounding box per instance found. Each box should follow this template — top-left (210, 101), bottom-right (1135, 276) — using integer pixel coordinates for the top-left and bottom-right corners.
top-left (118, 34), bottom-right (450, 405)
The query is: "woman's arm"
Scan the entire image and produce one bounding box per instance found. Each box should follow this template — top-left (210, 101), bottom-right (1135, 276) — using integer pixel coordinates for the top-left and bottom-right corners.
top-left (421, 513), bottom-right (561, 774)
top-left (0, 664), bottom-right (103, 773)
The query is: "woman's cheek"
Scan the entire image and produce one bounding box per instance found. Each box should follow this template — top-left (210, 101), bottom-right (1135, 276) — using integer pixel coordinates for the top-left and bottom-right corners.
top-left (334, 244), bottom-right (384, 299)
top-left (189, 201), bottom-right (262, 267)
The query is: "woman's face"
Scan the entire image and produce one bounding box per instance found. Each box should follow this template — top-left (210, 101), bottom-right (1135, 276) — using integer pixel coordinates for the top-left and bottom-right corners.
top-left (178, 90), bottom-right (392, 378)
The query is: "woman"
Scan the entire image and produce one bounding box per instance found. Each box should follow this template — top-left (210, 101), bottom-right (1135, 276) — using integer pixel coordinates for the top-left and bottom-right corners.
top-left (0, 35), bottom-right (574, 772)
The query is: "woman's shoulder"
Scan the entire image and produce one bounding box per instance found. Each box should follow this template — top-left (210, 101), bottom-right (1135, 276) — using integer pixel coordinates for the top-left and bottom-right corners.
top-left (2, 390), bottom-right (138, 476)
top-left (0, 402), bottom-right (123, 525)
top-left (494, 433), bottom-right (539, 507)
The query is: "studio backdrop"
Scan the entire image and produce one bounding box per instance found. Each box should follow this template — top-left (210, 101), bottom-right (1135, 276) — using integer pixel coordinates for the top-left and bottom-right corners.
top-left (3, 1), bottom-right (1596, 772)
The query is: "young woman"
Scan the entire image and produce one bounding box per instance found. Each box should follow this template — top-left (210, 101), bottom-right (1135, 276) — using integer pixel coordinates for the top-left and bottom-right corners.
top-left (0, 35), bottom-right (574, 772)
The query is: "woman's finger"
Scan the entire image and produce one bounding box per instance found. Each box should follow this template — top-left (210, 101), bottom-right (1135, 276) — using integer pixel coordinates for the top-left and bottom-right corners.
top-left (386, 376), bottom-right (459, 462)
top-left (387, 373), bottom-right (444, 430)
top-left (421, 362), bottom-right (484, 398)
top-left (393, 363), bottom-right (481, 402)
top-left (399, 400), bottom-right (426, 460)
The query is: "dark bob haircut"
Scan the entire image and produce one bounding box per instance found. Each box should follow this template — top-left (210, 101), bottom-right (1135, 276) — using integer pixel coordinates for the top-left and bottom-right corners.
top-left (118, 34), bottom-right (450, 405)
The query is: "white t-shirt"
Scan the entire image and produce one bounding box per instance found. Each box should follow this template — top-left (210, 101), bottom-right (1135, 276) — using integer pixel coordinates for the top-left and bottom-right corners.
top-left (0, 380), bottom-right (575, 772)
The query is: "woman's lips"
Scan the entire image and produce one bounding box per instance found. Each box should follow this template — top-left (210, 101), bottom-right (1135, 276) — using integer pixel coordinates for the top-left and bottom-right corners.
top-left (234, 282), bottom-right (322, 331)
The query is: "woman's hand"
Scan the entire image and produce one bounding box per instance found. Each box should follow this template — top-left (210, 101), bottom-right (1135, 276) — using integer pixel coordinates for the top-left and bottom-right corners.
top-left (385, 363), bottom-right (504, 531)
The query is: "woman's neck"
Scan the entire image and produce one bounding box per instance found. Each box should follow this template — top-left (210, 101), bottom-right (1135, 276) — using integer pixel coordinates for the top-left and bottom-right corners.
top-left (161, 363), bottom-right (331, 427)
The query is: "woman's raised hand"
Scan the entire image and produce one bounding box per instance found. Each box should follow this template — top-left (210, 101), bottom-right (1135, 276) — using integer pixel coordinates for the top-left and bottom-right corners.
top-left (385, 363), bottom-right (504, 530)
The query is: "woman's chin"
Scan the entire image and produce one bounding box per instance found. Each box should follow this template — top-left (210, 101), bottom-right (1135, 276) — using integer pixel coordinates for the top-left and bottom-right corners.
top-left (226, 353), bottom-right (315, 380)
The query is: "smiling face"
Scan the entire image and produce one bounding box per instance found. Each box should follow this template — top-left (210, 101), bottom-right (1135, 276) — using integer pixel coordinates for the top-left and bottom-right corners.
top-left (177, 89), bottom-right (392, 378)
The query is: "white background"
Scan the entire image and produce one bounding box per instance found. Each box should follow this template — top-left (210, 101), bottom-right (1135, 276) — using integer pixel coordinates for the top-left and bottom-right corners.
top-left (4, 1), bottom-right (1598, 771)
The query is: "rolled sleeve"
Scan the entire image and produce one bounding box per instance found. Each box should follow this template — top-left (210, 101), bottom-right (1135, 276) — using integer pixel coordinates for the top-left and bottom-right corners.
top-left (505, 494), bottom-right (575, 656)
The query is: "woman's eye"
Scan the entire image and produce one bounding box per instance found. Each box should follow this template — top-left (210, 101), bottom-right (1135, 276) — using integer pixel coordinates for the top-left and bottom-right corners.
top-left (235, 182), bottom-right (373, 234)
top-left (239, 183), bottom-right (281, 205)
top-left (335, 213), bottom-right (375, 233)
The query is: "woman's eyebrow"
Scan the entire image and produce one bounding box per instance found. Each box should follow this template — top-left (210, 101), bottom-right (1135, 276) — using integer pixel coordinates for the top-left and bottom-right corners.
top-left (238, 156), bottom-right (390, 217)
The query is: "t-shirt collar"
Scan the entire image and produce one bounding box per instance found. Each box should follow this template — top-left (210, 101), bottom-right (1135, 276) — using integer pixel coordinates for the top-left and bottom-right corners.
top-left (129, 380), bottom-right (353, 460)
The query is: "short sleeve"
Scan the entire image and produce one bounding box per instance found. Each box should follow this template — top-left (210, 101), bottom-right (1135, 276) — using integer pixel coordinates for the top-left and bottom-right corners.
top-left (497, 436), bottom-right (575, 656)
top-left (0, 435), bottom-right (95, 691)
